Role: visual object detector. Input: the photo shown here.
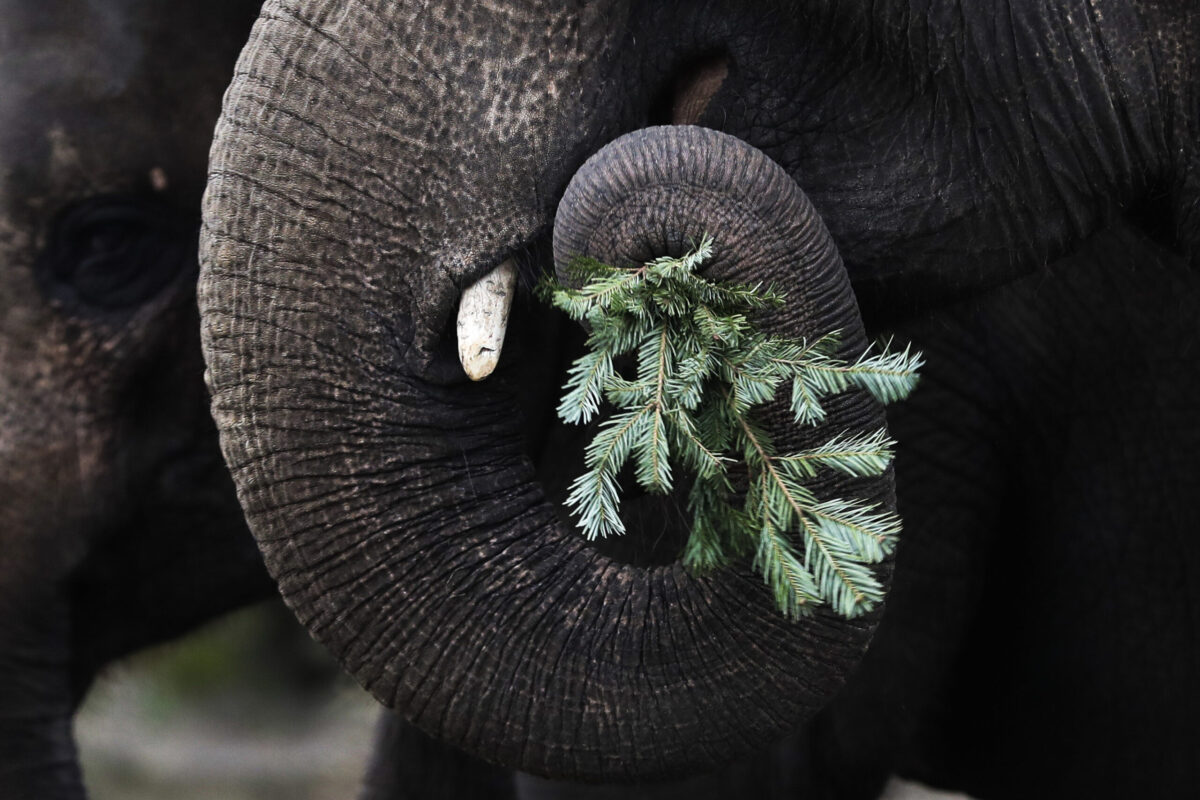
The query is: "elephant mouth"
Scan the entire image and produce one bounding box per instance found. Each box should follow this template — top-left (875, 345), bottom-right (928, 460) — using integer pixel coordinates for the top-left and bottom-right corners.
top-left (467, 239), bottom-right (694, 568)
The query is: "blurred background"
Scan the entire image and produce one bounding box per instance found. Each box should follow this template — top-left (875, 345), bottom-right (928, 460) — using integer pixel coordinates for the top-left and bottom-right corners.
top-left (76, 600), bottom-right (379, 800)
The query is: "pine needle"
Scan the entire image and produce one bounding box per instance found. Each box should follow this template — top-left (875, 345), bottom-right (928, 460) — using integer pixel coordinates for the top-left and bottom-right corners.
top-left (539, 236), bottom-right (923, 620)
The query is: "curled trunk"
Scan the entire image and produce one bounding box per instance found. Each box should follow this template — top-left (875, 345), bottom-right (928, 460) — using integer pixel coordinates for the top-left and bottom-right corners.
top-left (200, 6), bottom-right (894, 780)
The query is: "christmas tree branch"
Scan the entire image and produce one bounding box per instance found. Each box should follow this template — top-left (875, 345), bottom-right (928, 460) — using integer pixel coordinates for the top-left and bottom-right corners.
top-left (539, 237), bottom-right (922, 620)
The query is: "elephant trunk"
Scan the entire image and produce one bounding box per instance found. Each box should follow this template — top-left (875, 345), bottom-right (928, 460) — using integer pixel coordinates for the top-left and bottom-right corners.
top-left (553, 126), bottom-right (870, 358)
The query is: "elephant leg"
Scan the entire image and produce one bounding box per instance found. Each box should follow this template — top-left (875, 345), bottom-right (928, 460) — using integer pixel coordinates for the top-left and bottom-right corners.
top-left (360, 711), bottom-right (517, 800)
top-left (905, 223), bottom-right (1200, 797)
top-left (515, 721), bottom-right (886, 800)
top-left (821, 221), bottom-right (1200, 797)
top-left (0, 594), bottom-right (84, 799)
top-left (361, 709), bottom-right (888, 800)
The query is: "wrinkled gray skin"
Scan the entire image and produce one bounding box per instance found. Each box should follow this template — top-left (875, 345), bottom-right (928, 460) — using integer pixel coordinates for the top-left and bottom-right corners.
top-left (199, 1), bottom-right (1200, 798)
top-left (0, 2), bottom-right (271, 796)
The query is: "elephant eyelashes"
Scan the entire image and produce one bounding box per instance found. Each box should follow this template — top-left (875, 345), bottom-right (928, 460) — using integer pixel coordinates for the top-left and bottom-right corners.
top-left (37, 195), bottom-right (197, 313)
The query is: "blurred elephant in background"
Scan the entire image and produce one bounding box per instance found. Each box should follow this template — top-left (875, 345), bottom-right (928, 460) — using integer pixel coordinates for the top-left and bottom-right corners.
top-left (0, 1), bottom-right (275, 796)
top-left (197, 0), bottom-right (1200, 798)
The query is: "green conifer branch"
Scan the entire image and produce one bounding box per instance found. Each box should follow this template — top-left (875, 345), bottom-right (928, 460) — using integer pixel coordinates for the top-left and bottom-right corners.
top-left (539, 236), bottom-right (924, 620)
top-left (736, 410), bottom-right (879, 618)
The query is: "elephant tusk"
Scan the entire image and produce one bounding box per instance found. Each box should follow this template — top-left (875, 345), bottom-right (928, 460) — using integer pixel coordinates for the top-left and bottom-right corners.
top-left (457, 259), bottom-right (517, 380)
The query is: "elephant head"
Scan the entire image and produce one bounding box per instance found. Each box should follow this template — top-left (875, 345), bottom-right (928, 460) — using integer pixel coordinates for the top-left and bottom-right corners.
top-left (198, 0), bottom-right (1197, 784)
top-left (0, 1), bottom-right (269, 795)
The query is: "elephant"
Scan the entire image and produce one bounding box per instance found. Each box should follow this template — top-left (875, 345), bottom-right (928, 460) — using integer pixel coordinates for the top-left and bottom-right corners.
top-left (0, 1), bottom-right (275, 796)
top-left (197, 0), bottom-right (1200, 797)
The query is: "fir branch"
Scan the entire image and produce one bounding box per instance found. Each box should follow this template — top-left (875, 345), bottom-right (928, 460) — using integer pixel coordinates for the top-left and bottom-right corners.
top-left (796, 510), bottom-right (887, 618)
top-left (558, 349), bottom-right (614, 425)
top-left (776, 429), bottom-right (897, 480)
top-left (565, 406), bottom-right (652, 538)
top-left (542, 238), bottom-right (922, 620)
top-left (796, 344), bottom-right (924, 406)
top-left (665, 408), bottom-right (727, 479)
top-left (806, 498), bottom-right (900, 563)
top-left (546, 260), bottom-right (648, 320)
top-left (790, 373), bottom-right (828, 426)
top-left (684, 473), bottom-right (745, 571)
top-left (738, 410), bottom-right (882, 619)
top-left (755, 508), bottom-right (822, 619)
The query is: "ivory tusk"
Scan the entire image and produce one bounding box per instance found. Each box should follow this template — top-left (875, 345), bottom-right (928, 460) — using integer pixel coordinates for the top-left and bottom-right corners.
top-left (457, 259), bottom-right (517, 381)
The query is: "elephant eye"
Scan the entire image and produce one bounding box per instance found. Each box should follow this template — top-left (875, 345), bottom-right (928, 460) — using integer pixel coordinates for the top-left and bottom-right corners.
top-left (37, 195), bottom-right (197, 312)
